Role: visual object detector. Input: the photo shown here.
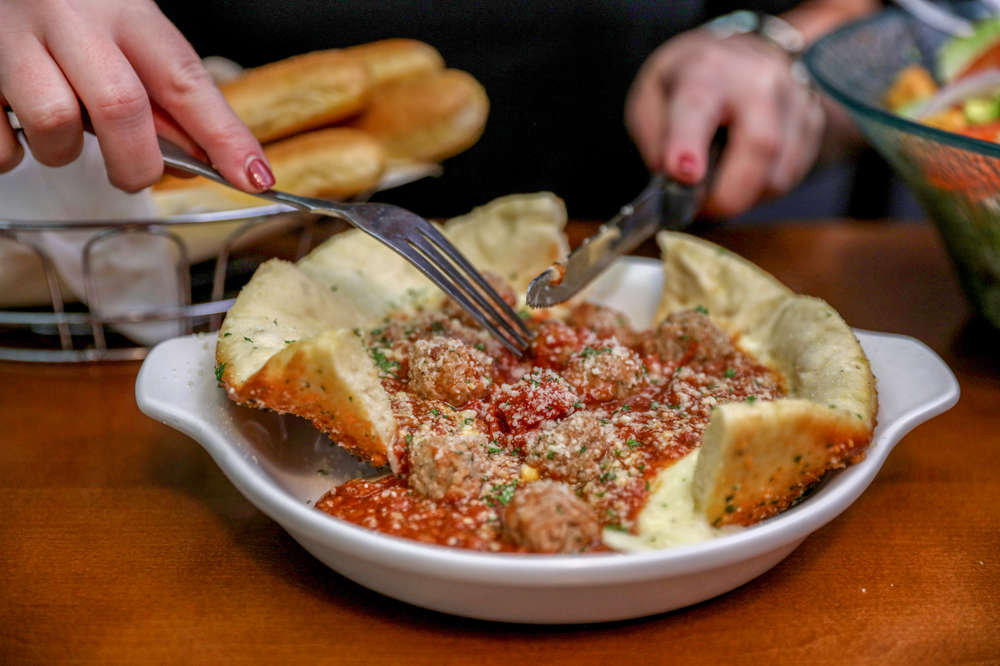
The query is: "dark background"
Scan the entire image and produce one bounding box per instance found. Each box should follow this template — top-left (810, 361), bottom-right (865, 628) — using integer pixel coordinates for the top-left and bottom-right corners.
top-left (156, 1), bottom-right (906, 221)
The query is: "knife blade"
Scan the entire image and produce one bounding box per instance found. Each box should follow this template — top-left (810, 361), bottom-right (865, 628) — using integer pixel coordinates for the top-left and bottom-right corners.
top-left (525, 171), bottom-right (707, 308)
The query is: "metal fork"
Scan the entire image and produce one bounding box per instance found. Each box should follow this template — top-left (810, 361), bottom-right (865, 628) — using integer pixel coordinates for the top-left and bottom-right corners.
top-left (157, 138), bottom-right (533, 354)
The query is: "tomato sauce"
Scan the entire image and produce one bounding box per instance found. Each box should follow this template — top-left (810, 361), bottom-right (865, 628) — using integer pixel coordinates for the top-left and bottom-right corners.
top-left (315, 304), bottom-right (783, 553)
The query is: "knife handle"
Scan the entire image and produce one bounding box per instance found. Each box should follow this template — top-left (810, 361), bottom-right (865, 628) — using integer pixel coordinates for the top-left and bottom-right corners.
top-left (659, 127), bottom-right (726, 228)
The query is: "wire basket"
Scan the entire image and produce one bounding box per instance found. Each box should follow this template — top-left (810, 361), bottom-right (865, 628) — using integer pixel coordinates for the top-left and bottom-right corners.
top-left (0, 205), bottom-right (348, 362)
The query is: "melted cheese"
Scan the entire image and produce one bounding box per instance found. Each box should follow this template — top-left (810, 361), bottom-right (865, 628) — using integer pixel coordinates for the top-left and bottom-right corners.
top-left (603, 449), bottom-right (738, 552)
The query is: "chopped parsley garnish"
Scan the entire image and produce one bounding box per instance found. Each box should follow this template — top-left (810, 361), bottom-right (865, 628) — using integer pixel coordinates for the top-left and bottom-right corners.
top-left (626, 438), bottom-right (643, 449)
top-left (370, 347), bottom-right (400, 377)
top-left (214, 362), bottom-right (226, 383)
top-left (695, 305), bottom-right (709, 314)
top-left (724, 368), bottom-right (736, 378)
top-left (486, 481), bottom-right (518, 506)
top-left (746, 395), bottom-right (757, 404)
top-left (580, 346), bottom-right (612, 358)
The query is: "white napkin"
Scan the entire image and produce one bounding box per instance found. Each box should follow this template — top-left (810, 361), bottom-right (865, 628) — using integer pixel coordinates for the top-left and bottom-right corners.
top-left (0, 133), bottom-right (182, 344)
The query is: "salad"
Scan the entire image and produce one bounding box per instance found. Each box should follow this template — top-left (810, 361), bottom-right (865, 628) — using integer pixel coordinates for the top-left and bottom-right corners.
top-left (885, 16), bottom-right (1000, 142)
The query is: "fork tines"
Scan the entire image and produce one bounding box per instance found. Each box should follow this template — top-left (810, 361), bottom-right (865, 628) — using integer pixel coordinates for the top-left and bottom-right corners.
top-left (401, 224), bottom-right (533, 356)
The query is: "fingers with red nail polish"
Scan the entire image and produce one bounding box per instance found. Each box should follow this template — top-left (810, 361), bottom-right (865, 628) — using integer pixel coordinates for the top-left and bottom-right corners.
top-left (0, 0), bottom-right (271, 194)
top-left (674, 152), bottom-right (700, 183)
top-left (246, 156), bottom-right (275, 191)
top-left (626, 28), bottom-right (827, 218)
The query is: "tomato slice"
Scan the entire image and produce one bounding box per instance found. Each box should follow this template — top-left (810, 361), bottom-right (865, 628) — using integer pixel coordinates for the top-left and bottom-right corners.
top-left (957, 41), bottom-right (1000, 80)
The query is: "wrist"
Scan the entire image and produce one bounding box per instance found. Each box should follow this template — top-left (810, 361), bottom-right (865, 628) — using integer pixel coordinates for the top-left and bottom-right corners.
top-left (704, 10), bottom-right (805, 59)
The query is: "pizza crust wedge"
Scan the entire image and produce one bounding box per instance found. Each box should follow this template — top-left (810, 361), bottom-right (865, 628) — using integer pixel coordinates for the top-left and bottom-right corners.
top-left (655, 231), bottom-right (877, 526)
top-left (216, 193), bottom-right (568, 467)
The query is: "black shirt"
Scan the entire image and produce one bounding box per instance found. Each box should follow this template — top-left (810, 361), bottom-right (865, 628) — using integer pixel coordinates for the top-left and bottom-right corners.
top-left (158, 1), bottom-right (798, 218)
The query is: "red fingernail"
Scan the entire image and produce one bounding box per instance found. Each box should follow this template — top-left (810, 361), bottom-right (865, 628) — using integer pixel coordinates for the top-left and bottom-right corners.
top-left (677, 153), bottom-right (698, 181)
top-left (246, 156), bottom-right (275, 191)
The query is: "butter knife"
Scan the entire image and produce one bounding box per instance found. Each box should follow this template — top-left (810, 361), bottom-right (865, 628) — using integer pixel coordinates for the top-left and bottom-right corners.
top-left (526, 167), bottom-right (711, 308)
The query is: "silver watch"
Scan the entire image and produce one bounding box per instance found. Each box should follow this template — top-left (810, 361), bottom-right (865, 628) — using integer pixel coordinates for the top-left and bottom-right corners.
top-left (704, 10), bottom-right (806, 58)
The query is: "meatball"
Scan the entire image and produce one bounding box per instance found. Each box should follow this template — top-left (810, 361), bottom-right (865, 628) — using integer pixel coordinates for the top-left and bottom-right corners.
top-left (565, 303), bottom-right (636, 346)
top-left (492, 368), bottom-right (579, 433)
top-left (440, 270), bottom-right (518, 329)
top-left (641, 309), bottom-right (735, 363)
top-left (502, 480), bottom-right (601, 553)
top-left (525, 412), bottom-right (615, 485)
top-left (407, 430), bottom-right (485, 500)
top-left (529, 319), bottom-right (594, 367)
top-left (408, 337), bottom-right (493, 405)
top-left (440, 317), bottom-right (508, 360)
top-left (563, 340), bottom-right (644, 402)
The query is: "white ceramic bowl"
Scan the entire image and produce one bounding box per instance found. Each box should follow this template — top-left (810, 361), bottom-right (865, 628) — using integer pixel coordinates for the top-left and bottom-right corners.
top-left (135, 257), bottom-right (959, 623)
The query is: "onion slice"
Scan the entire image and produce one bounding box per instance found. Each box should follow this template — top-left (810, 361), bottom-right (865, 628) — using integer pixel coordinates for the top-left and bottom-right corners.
top-left (915, 67), bottom-right (1000, 118)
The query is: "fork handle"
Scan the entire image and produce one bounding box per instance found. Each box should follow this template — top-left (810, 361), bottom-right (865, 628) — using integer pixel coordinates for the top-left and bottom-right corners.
top-left (156, 137), bottom-right (334, 216)
top-left (156, 136), bottom-right (234, 188)
top-left (5, 105), bottom-right (293, 211)
top-left (156, 137), bottom-right (299, 210)
top-left (7, 106), bottom-right (227, 188)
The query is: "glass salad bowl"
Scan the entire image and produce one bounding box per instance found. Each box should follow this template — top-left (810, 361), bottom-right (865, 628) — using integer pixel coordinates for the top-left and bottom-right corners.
top-left (805, 4), bottom-right (1000, 330)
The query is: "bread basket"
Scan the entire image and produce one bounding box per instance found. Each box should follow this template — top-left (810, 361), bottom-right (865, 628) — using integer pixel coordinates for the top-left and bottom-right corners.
top-left (0, 204), bottom-right (340, 362)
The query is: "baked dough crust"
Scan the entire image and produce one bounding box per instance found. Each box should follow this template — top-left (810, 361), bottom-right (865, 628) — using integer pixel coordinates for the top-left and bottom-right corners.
top-left (341, 38), bottom-right (445, 86)
top-left (221, 50), bottom-right (371, 143)
top-left (655, 232), bottom-right (877, 526)
top-left (347, 69), bottom-right (490, 163)
top-left (216, 193), bottom-right (568, 466)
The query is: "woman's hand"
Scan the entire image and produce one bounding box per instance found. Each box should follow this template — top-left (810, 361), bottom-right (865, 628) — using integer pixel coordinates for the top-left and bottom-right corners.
top-left (626, 29), bottom-right (825, 218)
top-left (0, 0), bottom-right (273, 193)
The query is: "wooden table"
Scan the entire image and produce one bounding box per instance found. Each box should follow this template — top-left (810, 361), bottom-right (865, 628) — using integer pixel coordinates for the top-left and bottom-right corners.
top-left (2, 221), bottom-right (997, 664)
